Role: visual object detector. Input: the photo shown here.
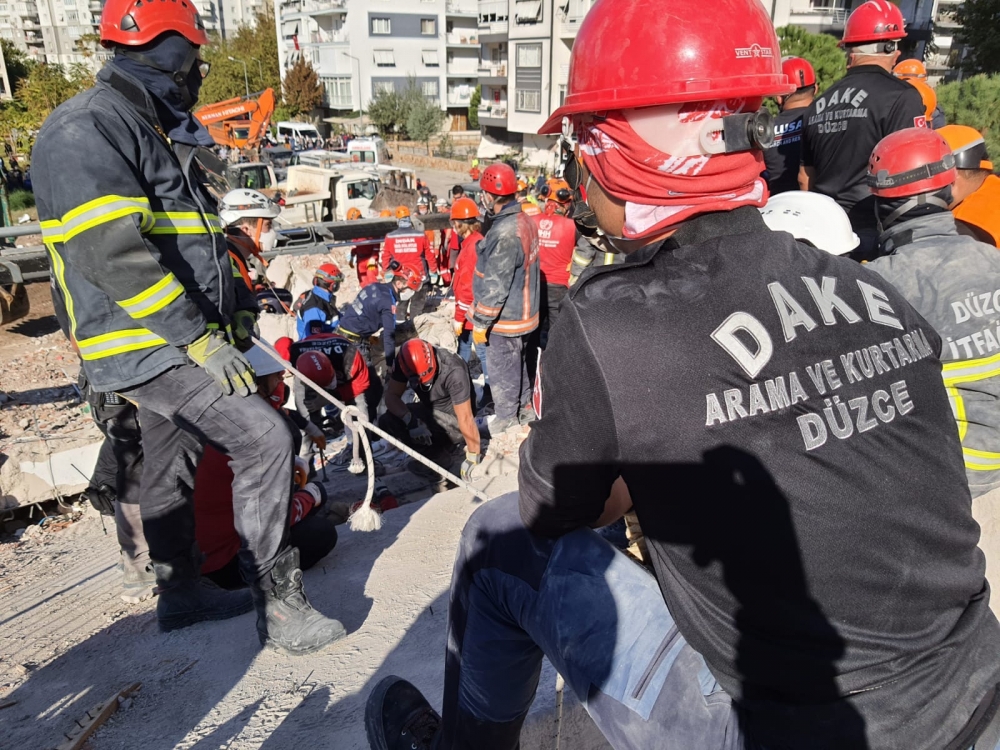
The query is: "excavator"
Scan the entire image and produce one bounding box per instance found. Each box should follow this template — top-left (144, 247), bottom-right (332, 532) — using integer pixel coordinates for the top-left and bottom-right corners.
top-left (194, 87), bottom-right (276, 151)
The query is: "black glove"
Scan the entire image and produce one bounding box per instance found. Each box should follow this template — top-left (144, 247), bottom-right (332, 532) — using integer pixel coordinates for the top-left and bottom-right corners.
top-left (84, 483), bottom-right (116, 516)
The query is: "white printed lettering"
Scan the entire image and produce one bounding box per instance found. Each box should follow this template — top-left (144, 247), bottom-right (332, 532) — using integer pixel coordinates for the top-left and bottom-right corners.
top-left (768, 282), bottom-right (818, 343)
top-left (802, 276), bottom-right (861, 326)
top-left (710, 312), bottom-right (774, 379)
top-left (857, 281), bottom-right (903, 330)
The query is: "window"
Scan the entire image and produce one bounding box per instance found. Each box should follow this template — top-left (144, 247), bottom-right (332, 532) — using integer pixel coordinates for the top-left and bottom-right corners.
top-left (515, 88), bottom-right (541, 112)
top-left (373, 49), bottom-right (395, 67)
top-left (516, 42), bottom-right (542, 68)
top-left (421, 79), bottom-right (439, 97)
top-left (322, 76), bottom-right (352, 107)
top-left (422, 49), bottom-right (439, 66)
top-left (371, 16), bottom-right (391, 34)
top-left (421, 18), bottom-right (436, 35)
top-left (347, 180), bottom-right (379, 200)
top-left (514, 0), bottom-right (542, 24)
top-left (373, 80), bottom-right (395, 95)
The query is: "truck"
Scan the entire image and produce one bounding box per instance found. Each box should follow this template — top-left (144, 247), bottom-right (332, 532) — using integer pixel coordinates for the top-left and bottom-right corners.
top-left (193, 88), bottom-right (276, 151)
top-left (280, 163), bottom-right (420, 225)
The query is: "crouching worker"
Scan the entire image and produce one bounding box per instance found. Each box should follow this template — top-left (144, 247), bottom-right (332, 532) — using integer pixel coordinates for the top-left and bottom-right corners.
top-left (378, 338), bottom-right (482, 483)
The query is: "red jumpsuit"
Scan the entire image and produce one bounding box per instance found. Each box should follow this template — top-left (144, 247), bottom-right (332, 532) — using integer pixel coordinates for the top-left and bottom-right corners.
top-left (453, 230), bottom-right (484, 331)
top-left (382, 226), bottom-right (437, 281)
top-left (350, 239), bottom-right (381, 287)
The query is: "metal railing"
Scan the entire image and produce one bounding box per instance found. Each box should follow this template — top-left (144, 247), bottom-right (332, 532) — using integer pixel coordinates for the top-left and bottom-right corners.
top-left (446, 31), bottom-right (479, 45)
top-left (478, 63), bottom-right (507, 77)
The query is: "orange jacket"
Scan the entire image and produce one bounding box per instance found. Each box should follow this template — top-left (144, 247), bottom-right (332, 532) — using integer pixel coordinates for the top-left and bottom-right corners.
top-left (954, 174), bottom-right (1000, 247)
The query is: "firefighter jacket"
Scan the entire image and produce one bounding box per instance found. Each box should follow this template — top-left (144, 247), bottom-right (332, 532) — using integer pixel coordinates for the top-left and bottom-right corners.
top-left (471, 200), bottom-right (540, 337)
top-left (33, 65), bottom-right (234, 392)
top-left (569, 235), bottom-right (625, 285)
top-left (382, 225), bottom-right (436, 280)
top-left (868, 212), bottom-right (1000, 497)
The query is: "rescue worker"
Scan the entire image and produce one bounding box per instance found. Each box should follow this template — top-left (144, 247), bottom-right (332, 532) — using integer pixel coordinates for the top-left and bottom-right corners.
top-left (568, 235), bottom-right (625, 285)
top-left (894, 59), bottom-right (946, 128)
top-left (33, 0), bottom-right (344, 653)
top-left (763, 57), bottom-right (817, 195)
top-left (939, 125), bottom-right (1000, 247)
top-left (758, 191), bottom-right (860, 256)
top-left (534, 180), bottom-right (575, 347)
top-left (470, 163), bottom-right (540, 434)
top-left (219, 188), bottom-right (280, 327)
top-left (337, 265), bottom-right (421, 373)
top-left (294, 263), bottom-right (343, 339)
top-left (799, 0), bottom-right (925, 260)
top-left (289, 332), bottom-right (383, 424)
top-left (517, 178), bottom-right (541, 215)
top-left (907, 78), bottom-right (941, 129)
top-left (378, 338), bottom-right (481, 483)
top-left (865, 128), bottom-right (1000, 606)
top-left (345, 206), bottom-right (381, 288)
top-left (382, 206), bottom-right (437, 322)
top-left (365, 0), bottom-right (1000, 747)
top-left (450, 197), bottom-right (491, 409)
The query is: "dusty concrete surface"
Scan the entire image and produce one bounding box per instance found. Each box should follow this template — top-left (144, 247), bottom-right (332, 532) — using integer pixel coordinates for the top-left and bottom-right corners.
top-left (0, 471), bottom-right (609, 750)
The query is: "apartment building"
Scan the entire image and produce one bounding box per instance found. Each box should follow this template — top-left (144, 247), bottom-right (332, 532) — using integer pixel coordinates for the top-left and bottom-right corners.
top-left (275, 0), bottom-right (481, 128)
top-left (0, 0), bottom-right (111, 69)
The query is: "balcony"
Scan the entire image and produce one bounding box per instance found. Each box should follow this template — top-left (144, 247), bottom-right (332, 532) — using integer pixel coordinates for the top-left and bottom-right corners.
top-left (324, 94), bottom-right (353, 109)
top-left (446, 1), bottom-right (477, 16)
top-left (478, 102), bottom-right (507, 125)
top-left (448, 89), bottom-right (473, 106)
top-left (446, 31), bottom-right (479, 46)
top-left (13, 2), bottom-right (39, 16)
top-left (788, 2), bottom-right (847, 30)
top-left (478, 0), bottom-right (508, 37)
top-left (282, 0), bottom-right (346, 22)
top-left (447, 62), bottom-right (479, 77)
top-left (88, 0), bottom-right (102, 10)
top-left (557, 0), bottom-right (593, 37)
top-left (935, 8), bottom-right (960, 28)
top-left (478, 62), bottom-right (507, 83)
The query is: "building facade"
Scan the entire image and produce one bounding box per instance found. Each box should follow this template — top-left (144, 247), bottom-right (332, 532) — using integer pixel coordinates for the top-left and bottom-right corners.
top-left (0, 0), bottom-right (111, 70)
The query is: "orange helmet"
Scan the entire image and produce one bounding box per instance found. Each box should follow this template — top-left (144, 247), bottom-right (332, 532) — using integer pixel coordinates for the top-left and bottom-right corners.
top-left (346, 207), bottom-right (363, 220)
top-left (894, 59), bottom-right (927, 80)
top-left (395, 205), bottom-right (411, 219)
top-left (450, 197), bottom-right (480, 221)
top-left (100, 0), bottom-right (209, 47)
top-left (907, 78), bottom-right (937, 120)
top-left (939, 125), bottom-right (995, 172)
top-left (516, 179), bottom-right (528, 192)
top-left (379, 209), bottom-right (393, 217)
top-left (541, 179), bottom-right (572, 204)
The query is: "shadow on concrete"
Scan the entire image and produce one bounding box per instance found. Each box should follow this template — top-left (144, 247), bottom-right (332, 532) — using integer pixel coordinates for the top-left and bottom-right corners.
top-left (5, 314), bottom-right (60, 338)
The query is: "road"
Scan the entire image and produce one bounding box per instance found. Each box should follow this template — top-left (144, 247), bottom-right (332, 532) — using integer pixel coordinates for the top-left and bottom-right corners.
top-left (394, 162), bottom-right (471, 203)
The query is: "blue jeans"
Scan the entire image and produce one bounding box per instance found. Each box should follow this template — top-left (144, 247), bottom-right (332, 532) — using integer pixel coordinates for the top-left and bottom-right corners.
top-left (456, 329), bottom-right (489, 384)
top-left (441, 493), bottom-right (752, 750)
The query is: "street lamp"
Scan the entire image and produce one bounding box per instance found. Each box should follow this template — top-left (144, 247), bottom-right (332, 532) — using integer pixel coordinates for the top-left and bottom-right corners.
top-left (228, 55), bottom-right (250, 97)
top-left (250, 57), bottom-right (264, 87)
top-left (341, 52), bottom-right (361, 134)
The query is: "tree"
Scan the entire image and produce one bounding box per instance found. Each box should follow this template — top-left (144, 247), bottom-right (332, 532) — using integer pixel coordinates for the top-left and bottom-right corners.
top-left (367, 87), bottom-right (406, 136)
top-left (282, 59), bottom-right (323, 118)
top-left (955, 0), bottom-right (1000, 75)
top-left (1, 40), bottom-right (34, 94)
top-left (468, 84), bottom-right (481, 130)
top-left (0, 61), bottom-right (92, 157)
top-left (406, 95), bottom-right (446, 152)
top-left (776, 26), bottom-right (847, 97)
top-left (936, 74), bottom-right (1000, 172)
top-left (196, 4), bottom-right (282, 107)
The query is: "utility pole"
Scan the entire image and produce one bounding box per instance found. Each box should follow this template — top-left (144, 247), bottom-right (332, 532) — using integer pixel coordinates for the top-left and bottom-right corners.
top-left (229, 56), bottom-right (250, 97)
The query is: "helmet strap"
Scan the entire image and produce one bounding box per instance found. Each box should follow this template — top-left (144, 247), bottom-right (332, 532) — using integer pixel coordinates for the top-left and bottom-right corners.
top-left (880, 192), bottom-right (951, 229)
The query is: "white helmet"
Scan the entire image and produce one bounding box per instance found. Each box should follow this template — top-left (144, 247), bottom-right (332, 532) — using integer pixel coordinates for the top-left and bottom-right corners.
top-left (759, 192), bottom-right (860, 256)
top-left (219, 189), bottom-right (280, 227)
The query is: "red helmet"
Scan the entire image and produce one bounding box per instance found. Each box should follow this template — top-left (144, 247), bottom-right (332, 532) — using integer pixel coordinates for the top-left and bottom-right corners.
top-left (480, 163), bottom-right (518, 196)
top-left (397, 339), bottom-right (437, 386)
top-left (295, 351), bottom-right (336, 388)
top-left (314, 263), bottom-right (343, 291)
top-left (539, 0), bottom-right (791, 134)
top-left (841, 0), bottom-right (906, 47)
top-left (274, 336), bottom-right (293, 362)
top-left (100, 0), bottom-right (209, 47)
top-left (867, 128), bottom-right (956, 199)
top-left (450, 197), bottom-right (480, 221)
top-left (393, 265), bottom-right (422, 292)
top-left (782, 57), bottom-right (816, 89)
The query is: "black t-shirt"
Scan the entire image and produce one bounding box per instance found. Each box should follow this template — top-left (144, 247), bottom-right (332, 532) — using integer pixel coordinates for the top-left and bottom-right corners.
top-left (763, 105), bottom-right (808, 195)
top-left (518, 207), bottom-right (1000, 750)
top-left (801, 66), bottom-right (926, 230)
top-left (392, 346), bottom-right (472, 414)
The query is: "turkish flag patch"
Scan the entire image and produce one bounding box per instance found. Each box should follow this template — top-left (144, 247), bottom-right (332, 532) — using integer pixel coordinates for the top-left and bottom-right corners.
top-left (532, 351), bottom-right (543, 419)
top-left (914, 116), bottom-right (928, 128)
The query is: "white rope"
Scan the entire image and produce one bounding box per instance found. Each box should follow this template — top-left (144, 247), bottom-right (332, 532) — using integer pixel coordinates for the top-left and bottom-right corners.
top-left (251, 337), bottom-right (494, 532)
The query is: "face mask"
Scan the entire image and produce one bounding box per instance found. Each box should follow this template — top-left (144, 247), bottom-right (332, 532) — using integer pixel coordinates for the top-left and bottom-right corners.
top-left (399, 288), bottom-right (415, 301)
top-left (267, 381), bottom-right (286, 408)
top-left (258, 229), bottom-right (277, 254)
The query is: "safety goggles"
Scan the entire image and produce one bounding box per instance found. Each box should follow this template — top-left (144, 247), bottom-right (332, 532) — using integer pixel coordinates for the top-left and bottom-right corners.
top-left (562, 151), bottom-right (588, 204)
top-left (539, 185), bottom-right (573, 203)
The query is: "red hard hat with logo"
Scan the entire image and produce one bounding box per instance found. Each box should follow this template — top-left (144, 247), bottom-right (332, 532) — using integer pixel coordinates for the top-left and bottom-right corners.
top-left (296, 351), bottom-right (336, 388)
top-left (397, 339), bottom-right (438, 386)
top-left (314, 263), bottom-right (344, 291)
top-left (782, 57), bottom-right (816, 89)
top-left (100, 0), bottom-right (209, 47)
top-left (450, 197), bottom-right (480, 221)
top-left (539, 0), bottom-right (791, 134)
top-left (841, 0), bottom-right (906, 47)
top-left (480, 163), bottom-right (518, 196)
top-left (867, 128), bottom-right (956, 199)
top-left (395, 265), bottom-right (422, 291)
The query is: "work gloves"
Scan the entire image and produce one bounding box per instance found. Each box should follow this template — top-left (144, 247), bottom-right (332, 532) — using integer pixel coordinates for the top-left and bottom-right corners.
top-left (429, 272), bottom-right (440, 286)
top-left (403, 411), bottom-right (432, 446)
top-left (83, 483), bottom-right (116, 516)
top-left (187, 330), bottom-right (256, 397)
top-left (460, 451), bottom-right (481, 482)
top-left (472, 326), bottom-right (489, 346)
top-left (304, 421), bottom-right (327, 450)
top-left (453, 321), bottom-right (464, 338)
top-left (232, 309), bottom-right (259, 352)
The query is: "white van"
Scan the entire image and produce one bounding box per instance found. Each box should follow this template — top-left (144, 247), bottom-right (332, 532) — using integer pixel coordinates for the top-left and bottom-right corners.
top-left (276, 121), bottom-right (321, 144)
top-left (347, 137), bottom-right (392, 167)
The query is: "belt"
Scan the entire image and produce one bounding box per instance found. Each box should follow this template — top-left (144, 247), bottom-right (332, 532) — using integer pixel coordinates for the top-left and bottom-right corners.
top-left (337, 327), bottom-right (363, 344)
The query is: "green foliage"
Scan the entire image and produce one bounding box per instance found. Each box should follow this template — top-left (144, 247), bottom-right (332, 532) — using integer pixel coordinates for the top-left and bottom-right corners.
top-left (367, 87), bottom-right (407, 137)
top-left (282, 58), bottom-right (323, 117)
top-left (196, 4), bottom-right (282, 106)
top-left (469, 84), bottom-right (481, 129)
top-left (406, 94), bottom-right (446, 145)
top-left (368, 77), bottom-right (445, 141)
top-left (936, 74), bottom-right (1000, 172)
top-left (1, 40), bottom-right (33, 93)
top-left (776, 26), bottom-right (847, 97)
top-left (955, 0), bottom-right (1000, 75)
top-left (0, 61), bottom-right (93, 157)
top-left (8, 189), bottom-right (35, 212)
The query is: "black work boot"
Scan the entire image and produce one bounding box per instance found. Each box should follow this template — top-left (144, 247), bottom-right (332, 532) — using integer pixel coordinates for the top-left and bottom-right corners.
top-left (477, 384), bottom-right (493, 411)
top-left (252, 546), bottom-right (347, 655)
top-left (153, 555), bottom-right (253, 632)
top-left (365, 676), bottom-right (441, 750)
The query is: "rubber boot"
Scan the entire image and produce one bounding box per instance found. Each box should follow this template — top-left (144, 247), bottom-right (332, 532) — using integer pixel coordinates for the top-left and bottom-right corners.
top-left (252, 546), bottom-right (346, 655)
top-left (366, 676), bottom-right (442, 750)
top-left (153, 553), bottom-right (253, 632)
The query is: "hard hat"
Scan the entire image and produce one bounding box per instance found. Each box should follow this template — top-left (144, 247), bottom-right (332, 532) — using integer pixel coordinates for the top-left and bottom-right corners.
top-left (417, 195), bottom-right (431, 206)
top-left (867, 128), bottom-right (956, 199)
top-left (219, 189), bottom-right (280, 227)
top-left (759, 192), bottom-right (860, 256)
top-left (314, 262), bottom-right (344, 291)
top-left (274, 336), bottom-right (293, 361)
top-left (450, 197), bottom-right (480, 221)
top-left (840, 0), bottom-right (906, 47)
top-left (480, 163), bottom-right (517, 196)
top-left (395, 205), bottom-right (411, 219)
top-left (346, 207), bottom-right (363, 220)
top-left (894, 59), bottom-right (927, 80)
top-left (393, 265), bottom-right (422, 291)
top-left (907, 78), bottom-right (937, 120)
top-left (539, 0), bottom-right (791, 134)
top-left (243, 345), bottom-right (287, 377)
top-left (379, 209), bottom-right (393, 218)
top-left (295, 351), bottom-right (336, 388)
top-left (939, 125), bottom-right (994, 171)
top-left (782, 56), bottom-right (816, 89)
top-left (397, 339), bottom-right (437, 386)
top-left (516, 179), bottom-right (528, 192)
top-left (100, 0), bottom-right (209, 47)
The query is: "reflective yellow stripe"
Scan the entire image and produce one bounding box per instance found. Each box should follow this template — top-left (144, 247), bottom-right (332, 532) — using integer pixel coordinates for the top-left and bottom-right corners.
top-left (149, 212), bottom-right (222, 235)
top-left (46, 243), bottom-right (78, 340)
top-left (116, 273), bottom-right (185, 319)
top-left (945, 384), bottom-right (969, 442)
top-left (964, 447), bottom-right (1000, 472)
top-left (40, 196), bottom-right (154, 243)
top-left (231, 257), bottom-right (244, 279)
top-left (76, 328), bottom-right (167, 360)
top-left (942, 352), bottom-right (1000, 386)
